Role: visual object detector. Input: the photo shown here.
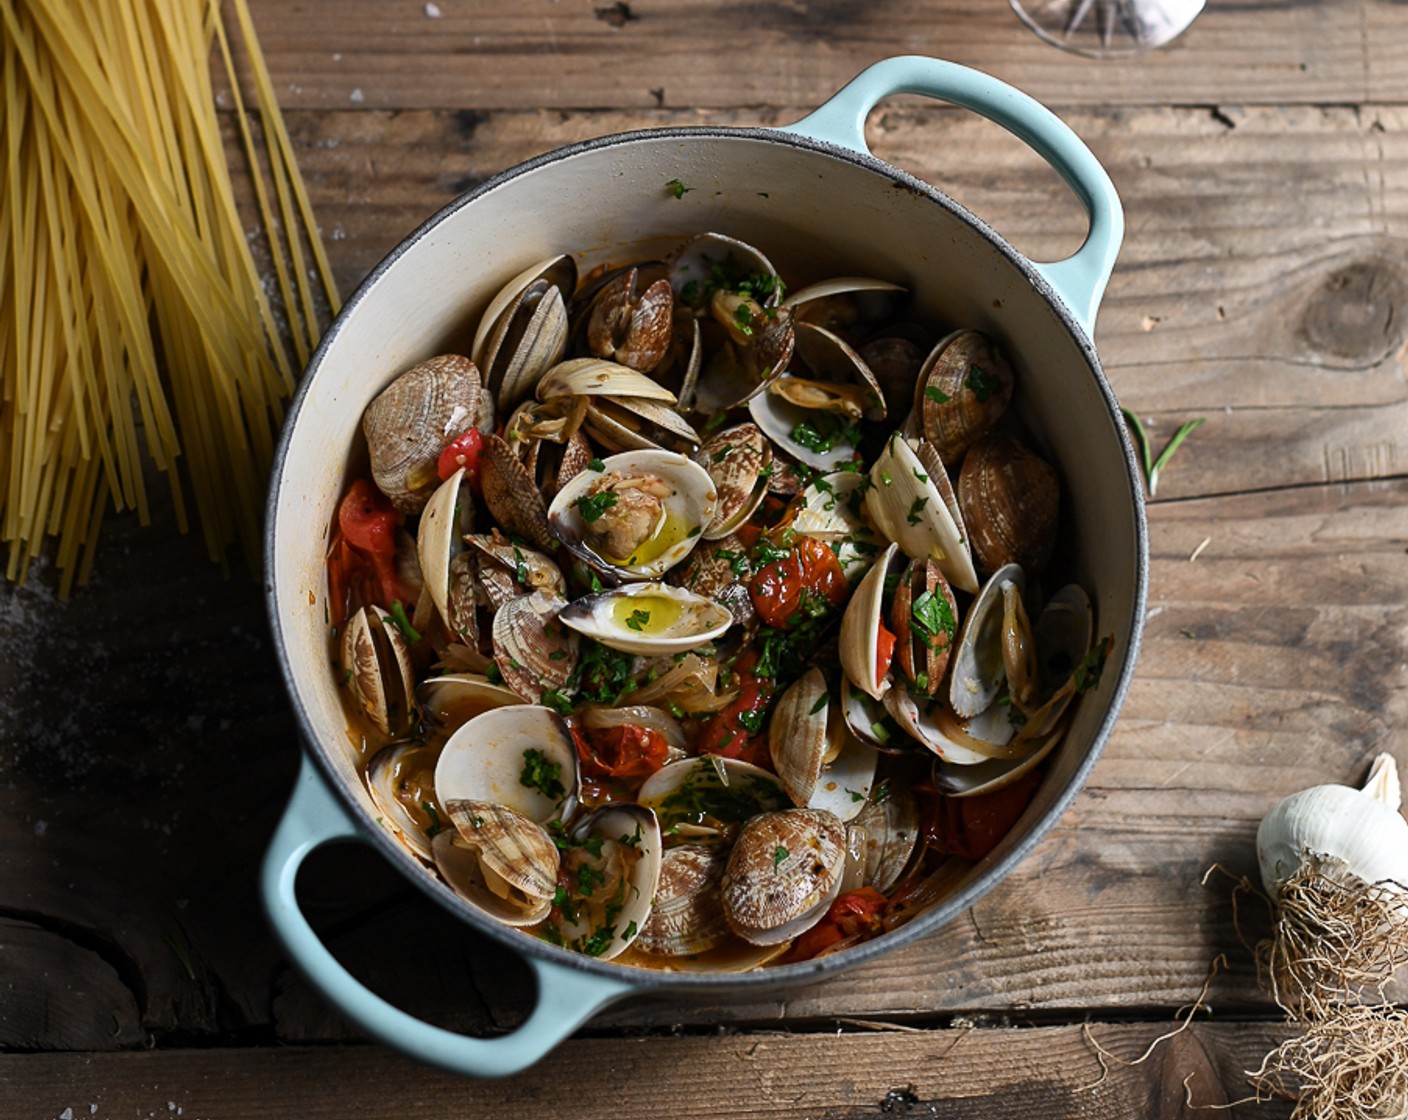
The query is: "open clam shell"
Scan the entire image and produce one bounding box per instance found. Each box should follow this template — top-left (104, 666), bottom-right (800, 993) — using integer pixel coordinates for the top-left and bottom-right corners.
top-left (841, 679), bottom-right (910, 754)
top-left (694, 422), bottom-right (771, 540)
top-left (747, 377), bottom-right (860, 472)
top-left (838, 541), bottom-right (903, 701)
top-left (341, 605), bottom-right (416, 736)
top-left (416, 672), bottom-right (525, 732)
top-left (1036, 584), bottom-right (1095, 697)
top-left (783, 276), bottom-right (906, 334)
top-left (583, 396), bottom-right (700, 456)
top-left (549, 804), bottom-right (663, 960)
top-left (721, 808), bottom-right (847, 946)
top-left (949, 563), bottom-right (1024, 719)
top-left (791, 471), bottom-right (878, 585)
top-left (851, 784), bottom-right (920, 893)
top-left (435, 803), bottom-right (559, 927)
top-left (547, 450), bottom-right (717, 581)
top-left (637, 757), bottom-right (787, 841)
top-left (891, 555), bottom-right (960, 698)
top-left (667, 232), bottom-right (781, 310)
top-left (434, 704), bottom-right (580, 824)
top-left (416, 467), bottom-right (475, 633)
top-left (559, 582), bottom-right (732, 656)
top-left (695, 312), bottom-right (795, 415)
top-left (806, 731), bottom-right (880, 823)
top-left (366, 740), bottom-right (443, 861)
top-left (537, 357), bottom-right (677, 405)
top-left (472, 256), bottom-right (575, 410)
top-left (882, 681), bottom-right (996, 766)
top-left (792, 321), bottom-right (886, 421)
top-left (863, 433), bottom-right (979, 594)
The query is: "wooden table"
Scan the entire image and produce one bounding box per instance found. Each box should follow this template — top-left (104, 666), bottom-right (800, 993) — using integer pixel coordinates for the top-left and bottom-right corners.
top-left (3, 0), bottom-right (1405, 1114)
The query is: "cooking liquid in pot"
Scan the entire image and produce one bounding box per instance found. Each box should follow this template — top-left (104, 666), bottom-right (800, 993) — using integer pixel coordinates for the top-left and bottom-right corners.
top-left (327, 233), bottom-right (1106, 970)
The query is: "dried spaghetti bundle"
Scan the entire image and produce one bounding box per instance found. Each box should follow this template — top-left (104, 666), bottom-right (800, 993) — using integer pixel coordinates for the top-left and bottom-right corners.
top-left (0, 0), bottom-right (339, 595)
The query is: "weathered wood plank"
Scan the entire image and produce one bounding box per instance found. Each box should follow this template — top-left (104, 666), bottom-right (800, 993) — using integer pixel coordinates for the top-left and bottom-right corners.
top-left (260, 102), bottom-right (1408, 499)
top-left (0, 1027), bottom-right (1295, 1118)
top-left (222, 0), bottom-right (1408, 113)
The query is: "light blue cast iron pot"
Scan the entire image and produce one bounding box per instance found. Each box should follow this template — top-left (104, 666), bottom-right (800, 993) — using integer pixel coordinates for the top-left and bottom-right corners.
top-left (262, 55), bottom-right (1146, 1078)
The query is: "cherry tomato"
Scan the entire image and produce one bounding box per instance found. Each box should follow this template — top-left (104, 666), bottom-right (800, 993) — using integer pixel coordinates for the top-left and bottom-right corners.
top-left (692, 650), bottom-right (775, 767)
top-left (338, 478), bottom-right (398, 556)
top-left (875, 620), bottom-right (896, 685)
top-left (436, 428), bottom-right (484, 485)
top-left (572, 723), bottom-right (671, 780)
top-left (748, 535), bottom-right (848, 631)
top-left (915, 767), bottom-right (1043, 861)
top-left (783, 887), bottom-right (889, 962)
top-left (329, 479), bottom-right (418, 622)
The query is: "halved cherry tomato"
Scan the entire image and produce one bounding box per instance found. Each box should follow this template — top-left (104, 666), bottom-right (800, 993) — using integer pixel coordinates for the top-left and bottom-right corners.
top-left (691, 650), bottom-right (774, 767)
top-left (749, 535), bottom-right (848, 631)
top-left (782, 887), bottom-right (889, 962)
top-left (436, 428), bottom-right (484, 486)
top-left (572, 722), bottom-right (671, 780)
top-left (914, 768), bottom-right (1043, 861)
top-left (329, 479), bottom-right (417, 623)
top-left (338, 478), bottom-right (398, 557)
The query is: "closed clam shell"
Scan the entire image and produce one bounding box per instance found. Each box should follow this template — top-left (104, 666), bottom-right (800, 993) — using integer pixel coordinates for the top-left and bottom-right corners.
top-left (721, 808), bottom-right (847, 946)
top-left (491, 590), bottom-right (578, 703)
top-left (915, 330), bottom-right (1014, 464)
top-left (432, 830), bottom-right (552, 927)
top-left (584, 396), bottom-right (700, 456)
top-left (669, 530), bottom-right (757, 628)
top-left (694, 423), bottom-right (771, 539)
top-left (479, 432), bottom-right (555, 552)
top-left (634, 844), bottom-right (731, 957)
top-left (957, 430), bottom-right (1060, 577)
top-left (417, 467), bottom-right (475, 634)
top-left (363, 354), bottom-right (482, 514)
top-left (473, 256), bottom-right (575, 410)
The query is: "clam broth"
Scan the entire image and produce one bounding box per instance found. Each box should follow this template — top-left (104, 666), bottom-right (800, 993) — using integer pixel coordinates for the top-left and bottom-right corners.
top-left (325, 234), bottom-right (1100, 970)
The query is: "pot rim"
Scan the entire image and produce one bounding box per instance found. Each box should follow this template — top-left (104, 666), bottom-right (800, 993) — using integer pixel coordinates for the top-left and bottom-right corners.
top-left (264, 122), bottom-right (1149, 992)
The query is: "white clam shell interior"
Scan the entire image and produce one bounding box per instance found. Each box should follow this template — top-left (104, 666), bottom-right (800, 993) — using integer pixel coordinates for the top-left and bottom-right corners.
top-left (435, 705), bottom-right (578, 824)
top-left (559, 582), bottom-right (733, 655)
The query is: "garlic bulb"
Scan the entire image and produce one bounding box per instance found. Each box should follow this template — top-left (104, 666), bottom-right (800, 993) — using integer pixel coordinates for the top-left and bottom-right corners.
top-left (1256, 753), bottom-right (1408, 902)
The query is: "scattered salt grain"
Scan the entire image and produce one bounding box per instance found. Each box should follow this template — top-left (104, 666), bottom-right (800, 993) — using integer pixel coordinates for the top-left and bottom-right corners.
top-left (59, 1109), bottom-right (73, 1120)
top-left (425, 2), bottom-right (442, 15)
top-left (349, 88), bottom-right (365, 103)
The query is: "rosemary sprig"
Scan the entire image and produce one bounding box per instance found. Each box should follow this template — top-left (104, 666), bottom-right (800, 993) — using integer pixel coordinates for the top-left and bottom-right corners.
top-left (1121, 410), bottom-right (1205, 496)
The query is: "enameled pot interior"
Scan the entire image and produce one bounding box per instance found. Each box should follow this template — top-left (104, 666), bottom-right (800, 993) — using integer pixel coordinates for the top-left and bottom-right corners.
top-left (268, 128), bottom-right (1144, 986)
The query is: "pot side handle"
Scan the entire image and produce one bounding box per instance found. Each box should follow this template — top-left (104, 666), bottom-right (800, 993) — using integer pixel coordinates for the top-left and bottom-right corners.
top-left (261, 755), bottom-right (633, 1079)
top-left (779, 55), bottom-right (1123, 336)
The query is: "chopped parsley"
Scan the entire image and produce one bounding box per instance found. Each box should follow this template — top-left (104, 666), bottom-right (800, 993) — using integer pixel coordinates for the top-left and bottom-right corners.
top-left (541, 688), bottom-right (574, 715)
top-left (575, 490), bottom-right (619, 523)
top-left (737, 709), bottom-right (764, 733)
top-left (732, 302), bottom-right (754, 338)
top-left (1073, 638), bottom-right (1111, 694)
top-left (666, 178), bottom-right (692, 199)
top-left (484, 660), bottom-right (504, 685)
top-left (965, 364), bottom-right (999, 403)
top-left (520, 748), bottom-right (566, 801)
top-left (907, 496), bottom-right (930, 525)
top-left (924, 386), bottom-right (951, 405)
top-left (772, 846), bottom-right (790, 869)
top-left (789, 412), bottom-right (856, 455)
top-left (625, 608), bottom-right (651, 632)
top-left (809, 691), bottom-right (829, 715)
top-left (911, 588), bottom-right (957, 648)
top-left (421, 800), bottom-right (443, 838)
top-left (753, 538), bottom-right (792, 565)
top-left (385, 600), bottom-right (421, 644)
top-left (587, 457), bottom-right (606, 472)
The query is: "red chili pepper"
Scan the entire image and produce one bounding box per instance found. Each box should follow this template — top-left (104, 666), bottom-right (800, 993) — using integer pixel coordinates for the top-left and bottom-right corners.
top-left (692, 650), bottom-right (774, 767)
top-left (875, 619), bottom-right (897, 686)
top-left (748, 535), bottom-right (848, 631)
top-left (436, 427), bottom-right (484, 486)
top-left (572, 722), bottom-right (671, 780)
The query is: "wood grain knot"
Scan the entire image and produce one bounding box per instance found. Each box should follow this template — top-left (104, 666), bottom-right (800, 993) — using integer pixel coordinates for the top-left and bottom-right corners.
top-left (1299, 260), bottom-right (1405, 363)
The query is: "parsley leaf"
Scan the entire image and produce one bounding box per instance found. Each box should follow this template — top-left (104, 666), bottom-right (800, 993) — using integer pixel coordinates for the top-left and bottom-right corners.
top-left (925, 385), bottom-right (950, 404)
top-left (666, 178), bottom-right (692, 200)
top-left (772, 846), bottom-right (789, 869)
top-left (625, 608), bottom-right (651, 632)
top-left (575, 491), bottom-right (619, 523)
top-left (965, 364), bottom-right (999, 403)
top-left (520, 748), bottom-right (566, 800)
